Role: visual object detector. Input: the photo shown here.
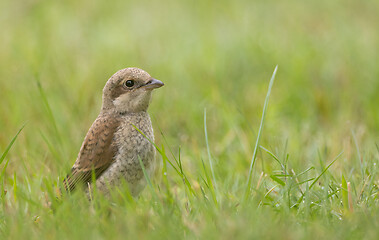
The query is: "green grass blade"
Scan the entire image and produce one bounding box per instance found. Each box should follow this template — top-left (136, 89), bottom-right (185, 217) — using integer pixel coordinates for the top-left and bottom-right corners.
top-left (352, 130), bottom-right (364, 181)
top-left (201, 159), bottom-right (218, 206)
top-left (1, 124), bottom-right (26, 199)
top-left (1, 125), bottom-right (26, 177)
top-left (39, 130), bottom-right (63, 164)
top-left (270, 175), bottom-right (285, 186)
top-left (0, 124), bottom-right (26, 166)
top-left (204, 108), bottom-right (218, 203)
top-left (260, 146), bottom-right (285, 171)
top-left (133, 124), bottom-right (196, 196)
top-left (341, 174), bottom-right (348, 211)
top-left (138, 156), bottom-right (158, 200)
top-left (296, 151), bottom-right (343, 205)
top-left (309, 151), bottom-right (343, 190)
top-left (296, 166), bottom-right (315, 177)
top-left (36, 80), bottom-right (62, 145)
top-left (244, 65), bottom-right (278, 200)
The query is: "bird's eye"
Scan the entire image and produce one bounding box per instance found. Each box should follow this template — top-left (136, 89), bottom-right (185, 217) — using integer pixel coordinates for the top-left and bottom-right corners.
top-left (124, 80), bottom-right (134, 88)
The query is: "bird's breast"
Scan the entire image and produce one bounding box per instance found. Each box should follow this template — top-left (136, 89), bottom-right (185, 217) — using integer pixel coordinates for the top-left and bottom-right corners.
top-left (113, 112), bottom-right (155, 179)
top-left (116, 112), bottom-right (154, 158)
top-left (95, 112), bottom-right (156, 196)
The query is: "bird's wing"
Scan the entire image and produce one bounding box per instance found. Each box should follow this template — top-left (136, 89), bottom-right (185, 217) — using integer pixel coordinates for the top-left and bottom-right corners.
top-left (63, 116), bottom-right (120, 192)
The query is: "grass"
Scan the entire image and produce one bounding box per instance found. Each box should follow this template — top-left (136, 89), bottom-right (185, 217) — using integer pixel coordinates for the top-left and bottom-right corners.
top-left (1, 0), bottom-right (379, 239)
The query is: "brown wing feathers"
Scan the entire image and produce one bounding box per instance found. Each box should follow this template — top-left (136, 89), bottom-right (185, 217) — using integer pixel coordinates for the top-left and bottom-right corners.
top-left (63, 116), bottom-right (119, 192)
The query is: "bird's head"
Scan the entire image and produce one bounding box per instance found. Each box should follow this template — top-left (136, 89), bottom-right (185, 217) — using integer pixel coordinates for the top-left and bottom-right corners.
top-left (101, 67), bottom-right (164, 114)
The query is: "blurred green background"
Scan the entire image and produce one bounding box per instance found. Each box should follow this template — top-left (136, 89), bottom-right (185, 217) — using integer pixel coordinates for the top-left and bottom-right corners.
top-left (1, 0), bottom-right (379, 239)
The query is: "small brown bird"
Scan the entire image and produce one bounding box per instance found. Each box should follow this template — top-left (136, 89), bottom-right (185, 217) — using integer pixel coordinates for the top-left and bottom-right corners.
top-left (63, 67), bottom-right (164, 197)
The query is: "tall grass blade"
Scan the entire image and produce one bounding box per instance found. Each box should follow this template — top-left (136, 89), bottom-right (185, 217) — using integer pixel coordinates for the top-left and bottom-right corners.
top-left (138, 156), bottom-right (158, 201)
top-left (352, 130), bottom-right (364, 181)
top-left (204, 108), bottom-right (218, 203)
top-left (1, 124), bottom-right (26, 175)
top-left (201, 159), bottom-right (218, 206)
top-left (244, 65), bottom-right (278, 200)
top-left (133, 124), bottom-right (196, 196)
top-left (36, 80), bottom-right (62, 145)
top-left (1, 124), bottom-right (26, 198)
top-left (341, 174), bottom-right (348, 211)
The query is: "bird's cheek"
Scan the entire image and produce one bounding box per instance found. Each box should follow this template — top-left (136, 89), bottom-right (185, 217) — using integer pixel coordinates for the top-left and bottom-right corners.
top-left (113, 93), bottom-right (131, 107)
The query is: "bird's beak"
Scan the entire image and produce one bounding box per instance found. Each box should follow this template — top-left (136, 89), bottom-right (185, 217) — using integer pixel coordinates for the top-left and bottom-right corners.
top-left (143, 78), bottom-right (164, 90)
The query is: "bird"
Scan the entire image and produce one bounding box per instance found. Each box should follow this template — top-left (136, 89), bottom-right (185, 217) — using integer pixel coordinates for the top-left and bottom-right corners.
top-left (63, 67), bottom-right (164, 197)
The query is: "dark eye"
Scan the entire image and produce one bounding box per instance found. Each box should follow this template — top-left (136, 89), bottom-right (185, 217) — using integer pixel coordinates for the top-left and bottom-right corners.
top-left (124, 80), bottom-right (134, 88)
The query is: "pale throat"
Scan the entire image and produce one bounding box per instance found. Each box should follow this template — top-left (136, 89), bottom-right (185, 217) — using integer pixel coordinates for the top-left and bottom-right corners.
top-left (111, 91), bottom-right (152, 114)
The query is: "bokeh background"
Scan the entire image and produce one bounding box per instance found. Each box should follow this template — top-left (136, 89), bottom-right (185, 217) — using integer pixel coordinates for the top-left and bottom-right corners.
top-left (1, 0), bottom-right (379, 239)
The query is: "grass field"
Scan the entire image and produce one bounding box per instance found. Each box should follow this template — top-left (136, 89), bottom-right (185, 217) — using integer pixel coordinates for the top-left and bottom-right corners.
top-left (1, 0), bottom-right (379, 239)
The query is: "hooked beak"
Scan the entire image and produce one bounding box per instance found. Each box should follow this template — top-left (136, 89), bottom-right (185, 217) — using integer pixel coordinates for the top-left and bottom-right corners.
top-left (143, 78), bottom-right (164, 90)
